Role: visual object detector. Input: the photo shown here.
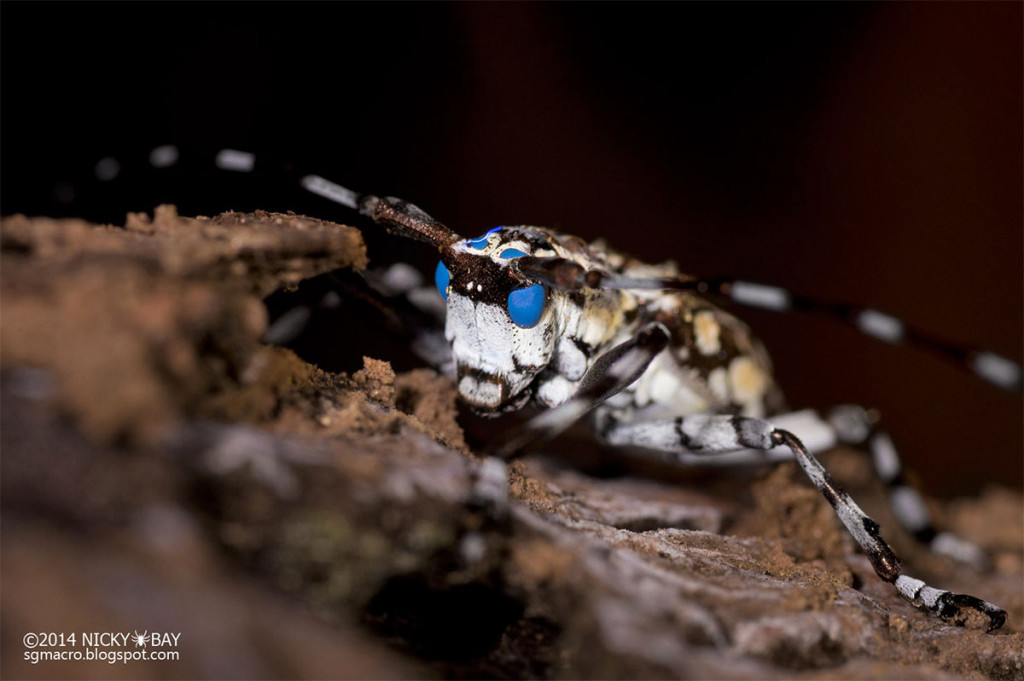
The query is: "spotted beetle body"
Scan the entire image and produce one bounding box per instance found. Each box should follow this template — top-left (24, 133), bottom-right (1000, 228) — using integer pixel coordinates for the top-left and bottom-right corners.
top-left (327, 188), bottom-right (1011, 633)
top-left (436, 225), bottom-right (785, 423)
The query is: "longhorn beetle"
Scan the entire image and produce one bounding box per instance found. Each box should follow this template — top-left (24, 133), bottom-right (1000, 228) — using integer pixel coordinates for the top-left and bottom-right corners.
top-left (297, 171), bottom-right (1018, 633)
top-left (62, 147), bottom-right (1021, 631)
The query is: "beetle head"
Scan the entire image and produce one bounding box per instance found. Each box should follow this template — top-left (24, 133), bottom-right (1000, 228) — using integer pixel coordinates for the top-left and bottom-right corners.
top-left (434, 227), bottom-right (557, 413)
top-left (363, 197), bottom-right (557, 413)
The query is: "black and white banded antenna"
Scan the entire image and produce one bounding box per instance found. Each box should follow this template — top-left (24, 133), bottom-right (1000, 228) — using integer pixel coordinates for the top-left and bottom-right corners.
top-left (59, 144), bottom-right (1023, 394)
top-left (510, 254), bottom-right (1022, 393)
top-left (700, 277), bottom-right (1022, 393)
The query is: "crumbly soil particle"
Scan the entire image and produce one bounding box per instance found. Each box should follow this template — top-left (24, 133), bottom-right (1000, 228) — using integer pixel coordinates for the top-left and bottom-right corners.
top-left (1, 209), bottom-right (1021, 680)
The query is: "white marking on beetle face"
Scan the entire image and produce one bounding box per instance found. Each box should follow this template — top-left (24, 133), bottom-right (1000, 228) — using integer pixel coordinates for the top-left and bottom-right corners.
top-left (856, 309), bottom-right (905, 344)
top-left (445, 292), bottom-right (555, 408)
top-left (300, 174), bottom-right (358, 209)
top-left (458, 374), bottom-right (502, 407)
top-left (971, 351), bottom-right (1022, 390)
top-left (149, 144), bottom-right (179, 168)
top-left (215, 148), bottom-right (255, 172)
top-left (94, 157), bottom-right (120, 181)
top-left (694, 311), bottom-right (721, 355)
top-left (730, 281), bottom-right (791, 311)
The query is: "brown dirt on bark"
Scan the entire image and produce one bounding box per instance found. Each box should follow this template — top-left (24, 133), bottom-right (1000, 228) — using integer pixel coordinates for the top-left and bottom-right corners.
top-left (2, 208), bottom-right (1021, 680)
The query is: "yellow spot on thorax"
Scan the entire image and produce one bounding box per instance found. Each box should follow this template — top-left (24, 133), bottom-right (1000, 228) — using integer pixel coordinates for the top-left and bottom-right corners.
top-left (728, 355), bottom-right (768, 410)
top-left (694, 310), bottom-right (722, 356)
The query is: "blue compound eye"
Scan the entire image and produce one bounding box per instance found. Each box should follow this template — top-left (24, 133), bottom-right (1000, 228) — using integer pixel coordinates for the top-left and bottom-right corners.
top-left (434, 260), bottom-right (450, 300)
top-left (467, 226), bottom-right (502, 250)
top-left (507, 284), bottom-right (546, 328)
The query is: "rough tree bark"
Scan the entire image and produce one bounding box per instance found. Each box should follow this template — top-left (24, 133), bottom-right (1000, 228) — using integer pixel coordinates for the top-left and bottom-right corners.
top-left (2, 207), bottom-right (1021, 680)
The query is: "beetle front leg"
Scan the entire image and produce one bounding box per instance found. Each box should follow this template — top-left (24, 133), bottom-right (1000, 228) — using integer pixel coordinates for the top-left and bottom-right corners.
top-left (600, 413), bottom-right (1007, 631)
top-left (487, 322), bottom-right (670, 460)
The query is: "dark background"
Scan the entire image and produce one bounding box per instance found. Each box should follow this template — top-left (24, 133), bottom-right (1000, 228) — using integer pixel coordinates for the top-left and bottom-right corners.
top-left (2, 2), bottom-right (1020, 495)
